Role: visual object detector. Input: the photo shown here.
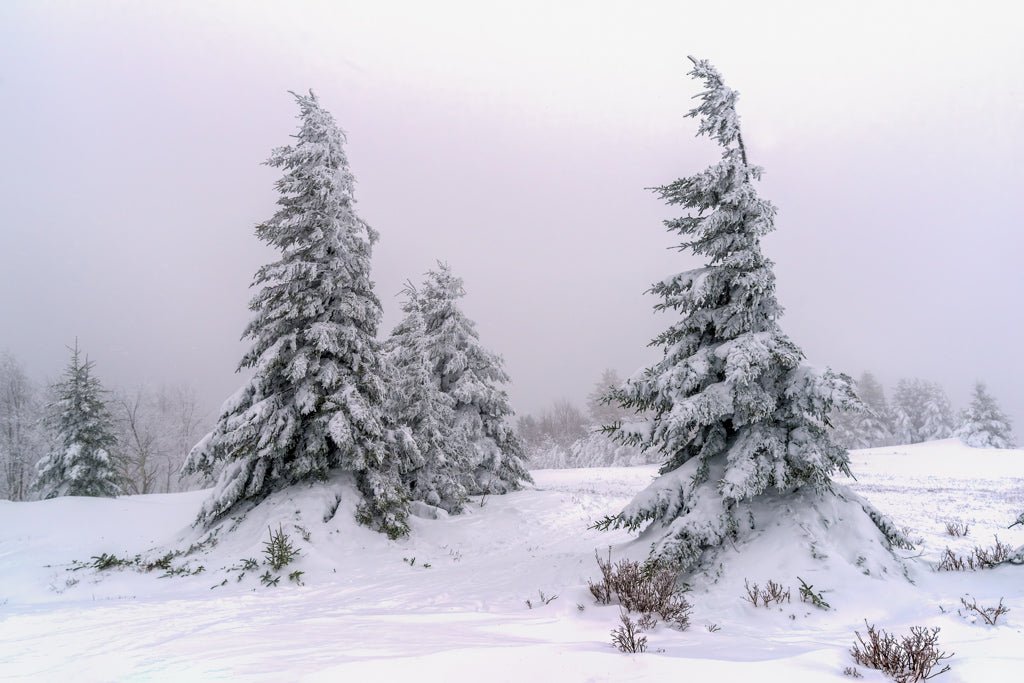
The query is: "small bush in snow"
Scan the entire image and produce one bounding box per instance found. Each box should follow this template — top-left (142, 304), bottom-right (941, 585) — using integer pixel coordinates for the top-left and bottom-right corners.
top-left (944, 521), bottom-right (969, 537)
top-left (936, 536), bottom-right (1014, 571)
top-left (263, 525), bottom-right (299, 571)
top-left (589, 549), bottom-right (691, 629)
top-left (972, 537), bottom-right (1014, 567)
top-left (743, 579), bottom-right (791, 608)
top-left (797, 577), bottom-right (831, 610)
top-left (850, 621), bottom-right (952, 682)
top-left (842, 666), bottom-right (863, 678)
top-left (610, 611), bottom-right (647, 653)
top-left (958, 595), bottom-right (1009, 626)
top-left (524, 590), bottom-right (558, 609)
top-left (936, 548), bottom-right (967, 572)
top-left (77, 552), bottom-right (137, 571)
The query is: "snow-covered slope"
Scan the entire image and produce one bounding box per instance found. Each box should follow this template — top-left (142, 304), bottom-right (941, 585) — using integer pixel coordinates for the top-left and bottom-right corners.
top-left (0, 441), bottom-right (1021, 681)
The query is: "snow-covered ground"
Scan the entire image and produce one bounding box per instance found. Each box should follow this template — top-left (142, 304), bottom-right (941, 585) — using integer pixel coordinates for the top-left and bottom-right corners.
top-left (1, 440), bottom-right (1021, 681)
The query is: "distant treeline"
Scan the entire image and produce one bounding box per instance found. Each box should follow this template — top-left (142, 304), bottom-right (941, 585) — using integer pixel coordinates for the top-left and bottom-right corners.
top-left (519, 370), bottom-right (1016, 470)
top-left (0, 349), bottom-right (208, 501)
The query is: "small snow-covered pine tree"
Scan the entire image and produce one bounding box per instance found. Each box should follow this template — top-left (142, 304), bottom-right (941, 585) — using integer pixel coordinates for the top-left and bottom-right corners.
top-left (416, 262), bottom-right (532, 494)
top-left (183, 91), bottom-right (416, 537)
top-left (385, 284), bottom-right (469, 512)
top-left (601, 57), bottom-right (902, 569)
top-left (955, 382), bottom-right (1015, 448)
top-left (34, 342), bottom-right (121, 498)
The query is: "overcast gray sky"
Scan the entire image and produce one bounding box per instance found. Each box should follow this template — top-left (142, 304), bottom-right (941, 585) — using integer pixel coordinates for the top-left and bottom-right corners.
top-left (1, 1), bottom-right (1021, 432)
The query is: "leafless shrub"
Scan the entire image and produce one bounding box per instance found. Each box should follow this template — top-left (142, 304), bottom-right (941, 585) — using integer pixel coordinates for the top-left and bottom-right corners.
top-left (525, 590), bottom-right (558, 609)
top-left (937, 536), bottom-right (1014, 571)
top-left (843, 666), bottom-right (863, 678)
top-left (972, 536), bottom-right (1013, 567)
top-left (589, 549), bottom-right (615, 605)
top-left (588, 548), bottom-right (691, 629)
top-left (944, 521), bottom-right (969, 537)
top-left (850, 621), bottom-right (953, 682)
top-left (611, 611), bottom-right (647, 653)
top-left (743, 579), bottom-right (791, 608)
top-left (706, 623), bottom-right (721, 633)
top-left (936, 548), bottom-right (967, 571)
top-left (637, 612), bottom-right (658, 630)
top-left (958, 595), bottom-right (1009, 626)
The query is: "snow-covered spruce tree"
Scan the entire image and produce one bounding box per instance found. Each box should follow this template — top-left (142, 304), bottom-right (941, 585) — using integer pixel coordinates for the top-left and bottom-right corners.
top-left (183, 91), bottom-right (416, 538)
top-left (416, 262), bottom-right (531, 494)
top-left (600, 58), bottom-right (907, 570)
top-left (834, 372), bottom-right (894, 449)
top-left (955, 382), bottom-right (1015, 448)
top-left (919, 382), bottom-right (955, 442)
top-left (34, 342), bottom-right (121, 498)
top-left (384, 283), bottom-right (469, 512)
top-left (855, 372), bottom-right (894, 447)
top-left (891, 378), bottom-right (952, 443)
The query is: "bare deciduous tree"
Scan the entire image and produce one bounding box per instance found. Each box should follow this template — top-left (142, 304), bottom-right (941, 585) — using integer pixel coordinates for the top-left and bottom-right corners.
top-left (112, 384), bottom-right (206, 494)
top-left (0, 353), bottom-right (45, 501)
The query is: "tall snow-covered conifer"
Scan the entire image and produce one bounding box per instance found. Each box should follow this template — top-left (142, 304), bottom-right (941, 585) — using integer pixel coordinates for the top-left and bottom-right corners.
top-left (955, 382), bottom-right (1015, 448)
top-left (833, 372), bottom-right (894, 449)
top-left (602, 58), bottom-right (901, 569)
top-left (183, 91), bottom-right (416, 537)
top-left (853, 372), bottom-right (894, 447)
top-left (34, 342), bottom-right (121, 498)
top-left (385, 283), bottom-right (469, 512)
top-left (919, 383), bottom-right (955, 442)
top-left (416, 263), bottom-right (531, 494)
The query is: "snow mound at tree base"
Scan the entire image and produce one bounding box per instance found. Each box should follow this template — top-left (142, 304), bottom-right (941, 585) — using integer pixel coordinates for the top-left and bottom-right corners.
top-left (1, 451), bottom-right (1023, 681)
top-left (677, 485), bottom-right (912, 603)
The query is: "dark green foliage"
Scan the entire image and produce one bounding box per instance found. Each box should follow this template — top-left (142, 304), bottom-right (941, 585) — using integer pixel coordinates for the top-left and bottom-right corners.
top-left (35, 341), bottom-right (121, 499)
top-left (797, 577), bottom-right (831, 610)
top-left (263, 524), bottom-right (299, 571)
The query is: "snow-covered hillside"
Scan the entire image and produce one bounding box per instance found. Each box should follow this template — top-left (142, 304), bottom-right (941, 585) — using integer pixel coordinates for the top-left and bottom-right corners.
top-left (1, 441), bottom-right (1021, 681)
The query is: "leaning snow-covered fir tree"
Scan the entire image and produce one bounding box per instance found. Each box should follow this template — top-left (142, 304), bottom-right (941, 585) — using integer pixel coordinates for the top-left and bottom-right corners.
top-left (34, 342), bottom-right (121, 499)
top-left (600, 57), bottom-right (908, 570)
top-left (415, 262), bottom-right (532, 494)
top-left (384, 283), bottom-right (469, 512)
top-left (183, 91), bottom-right (416, 538)
top-left (955, 382), bottom-right (1015, 448)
